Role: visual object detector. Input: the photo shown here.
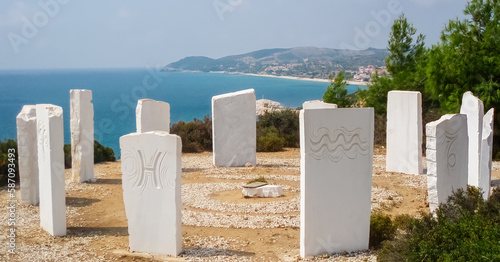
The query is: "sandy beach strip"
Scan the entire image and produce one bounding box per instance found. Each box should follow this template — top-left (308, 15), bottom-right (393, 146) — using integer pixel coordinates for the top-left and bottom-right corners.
top-left (212, 71), bottom-right (368, 86)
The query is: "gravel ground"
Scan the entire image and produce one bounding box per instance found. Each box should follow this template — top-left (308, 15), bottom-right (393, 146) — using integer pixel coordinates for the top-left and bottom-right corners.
top-left (1, 151), bottom-right (471, 261)
top-left (0, 188), bottom-right (107, 261)
top-left (205, 174), bottom-right (300, 182)
top-left (182, 182), bottom-right (299, 214)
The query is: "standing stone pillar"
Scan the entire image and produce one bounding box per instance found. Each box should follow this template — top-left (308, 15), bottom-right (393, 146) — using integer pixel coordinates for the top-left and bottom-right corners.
top-left (70, 89), bottom-right (94, 182)
top-left (386, 91), bottom-right (422, 174)
top-left (136, 99), bottom-right (170, 133)
top-left (16, 105), bottom-right (39, 205)
top-left (426, 114), bottom-right (468, 213)
top-left (300, 108), bottom-right (374, 258)
top-left (460, 91), bottom-right (484, 187)
top-left (302, 100), bottom-right (338, 109)
top-left (479, 108), bottom-right (494, 199)
top-left (212, 89), bottom-right (256, 167)
top-left (120, 131), bottom-right (182, 256)
top-left (36, 104), bottom-right (66, 236)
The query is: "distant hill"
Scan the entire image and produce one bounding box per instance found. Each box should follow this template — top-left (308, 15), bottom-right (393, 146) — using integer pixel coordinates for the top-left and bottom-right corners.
top-left (164, 47), bottom-right (388, 79)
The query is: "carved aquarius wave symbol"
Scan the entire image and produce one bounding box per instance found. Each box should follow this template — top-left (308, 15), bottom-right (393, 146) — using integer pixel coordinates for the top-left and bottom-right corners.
top-left (309, 126), bottom-right (369, 162)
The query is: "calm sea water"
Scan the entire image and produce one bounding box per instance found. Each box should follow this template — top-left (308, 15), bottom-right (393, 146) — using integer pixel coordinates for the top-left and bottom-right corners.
top-left (0, 69), bottom-right (362, 157)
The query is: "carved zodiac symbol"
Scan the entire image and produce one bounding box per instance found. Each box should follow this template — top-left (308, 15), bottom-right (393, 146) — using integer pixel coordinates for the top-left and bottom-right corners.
top-left (122, 148), bottom-right (170, 194)
top-left (444, 130), bottom-right (459, 174)
top-left (309, 125), bottom-right (369, 163)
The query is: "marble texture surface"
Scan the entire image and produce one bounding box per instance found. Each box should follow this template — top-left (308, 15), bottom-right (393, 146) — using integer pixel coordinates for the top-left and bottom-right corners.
top-left (386, 91), bottom-right (422, 174)
top-left (300, 108), bottom-right (374, 257)
top-left (426, 114), bottom-right (468, 213)
top-left (70, 89), bottom-right (94, 182)
top-left (212, 89), bottom-right (256, 167)
top-left (120, 131), bottom-right (182, 256)
top-left (36, 104), bottom-right (66, 236)
top-left (16, 105), bottom-right (39, 205)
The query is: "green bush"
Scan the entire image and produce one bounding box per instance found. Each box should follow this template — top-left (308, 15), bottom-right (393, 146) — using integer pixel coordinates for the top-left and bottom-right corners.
top-left (169, 111), bottom-right (299, 153)
top-left (257, 126), bottom-right (285, 152)
top-left (94, 140), bottom-right (116, 163)
top-left (377, 186), bottom-right (500, 261)
top-left (257, 109), bottom-right (299, 149)
top-left (63, 144), bottom-right (72, 168)
top-left (170, 115), bottom-right (212, 153)
top-left (0, 139), bottom-right (19, 187)
top-left (1, 139), bottom-right (115, 185)
top-left (64, 140), bottom-right (116, 168)
top-left (369, 213), bottom-right (397, 249)
top-left (392, 214), bottom-right (414, 232)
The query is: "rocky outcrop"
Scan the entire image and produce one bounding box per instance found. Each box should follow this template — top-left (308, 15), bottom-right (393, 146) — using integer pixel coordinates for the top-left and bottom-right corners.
top-left (256, 99), bottom-right (285, 115)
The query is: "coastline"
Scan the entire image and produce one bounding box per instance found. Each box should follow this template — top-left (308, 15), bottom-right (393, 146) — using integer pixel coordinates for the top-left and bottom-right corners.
top-left (212, 71), bottom-right (368, 86)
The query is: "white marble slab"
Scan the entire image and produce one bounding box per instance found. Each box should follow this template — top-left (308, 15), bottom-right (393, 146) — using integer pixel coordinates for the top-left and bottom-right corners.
top-left (386, 91), bottom-right (422, 174)
top-left (300, 108), bottom-right (373, 257)
top-left (120, 131), bottom-right (182, 256)
top-left (303, 100), bottom-right (338, 109)
top-left (212, 89), bottom-right (256, 167)
top-left (36, 104), bottom-right (66, 236)
top-left (460, 91), bottom-right (484, 187)
top-left (136, 99), bottom-right (170, 133)
top-left (426, 114), bottom-right (468, 213)
top-left (16, 105), bottom-right (39, 205)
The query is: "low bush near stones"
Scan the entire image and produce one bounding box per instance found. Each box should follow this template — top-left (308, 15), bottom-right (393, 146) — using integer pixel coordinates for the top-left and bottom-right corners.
top-left (0, 139), bottom-right (18, 186)
top-left (170, 116), bottom-right (212, 153)
top-left (64, 140), bottom-right (116, 168)
top-left (377, 186), bottom-right (500, 261)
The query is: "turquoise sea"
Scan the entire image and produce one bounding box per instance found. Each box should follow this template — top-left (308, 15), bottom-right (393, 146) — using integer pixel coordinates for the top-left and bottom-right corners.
top-left (0, 69), bottom-right (362, 157)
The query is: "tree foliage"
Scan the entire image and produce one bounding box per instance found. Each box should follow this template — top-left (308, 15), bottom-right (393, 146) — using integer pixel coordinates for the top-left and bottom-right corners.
top-left (358, 14), bottom-right (427, 115)
top-left (425, 0), bottom-right (500, 113)
top-left (385, 14), bottom-right (426, 76)
top-left (323, 71), bottom-right (352, 107)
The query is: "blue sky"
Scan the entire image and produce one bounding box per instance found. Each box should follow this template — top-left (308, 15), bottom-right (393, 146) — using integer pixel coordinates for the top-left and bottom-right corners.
top-left (0, 0), bottom-right (469, 69)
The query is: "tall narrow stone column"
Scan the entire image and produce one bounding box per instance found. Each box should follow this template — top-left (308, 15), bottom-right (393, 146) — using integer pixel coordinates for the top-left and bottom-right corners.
top-left (36, 104), bottom-right (66, 236)
top-left (16, 105), bottom-right (39, 205)
top-left (479, 108), bottom-right (494, 199)
top-left (460, 91), bottom-right (484, 187)
top-left (70, 89), bottom-right (94, 182)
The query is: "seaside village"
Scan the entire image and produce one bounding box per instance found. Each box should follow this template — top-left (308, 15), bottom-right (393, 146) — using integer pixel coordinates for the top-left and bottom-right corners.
top-left (12, 87), bottom-right (495, 260)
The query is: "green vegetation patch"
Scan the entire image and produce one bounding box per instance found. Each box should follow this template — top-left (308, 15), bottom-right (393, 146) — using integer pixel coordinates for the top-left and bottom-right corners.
top-left (376, 186), bottom-right (500, 262)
